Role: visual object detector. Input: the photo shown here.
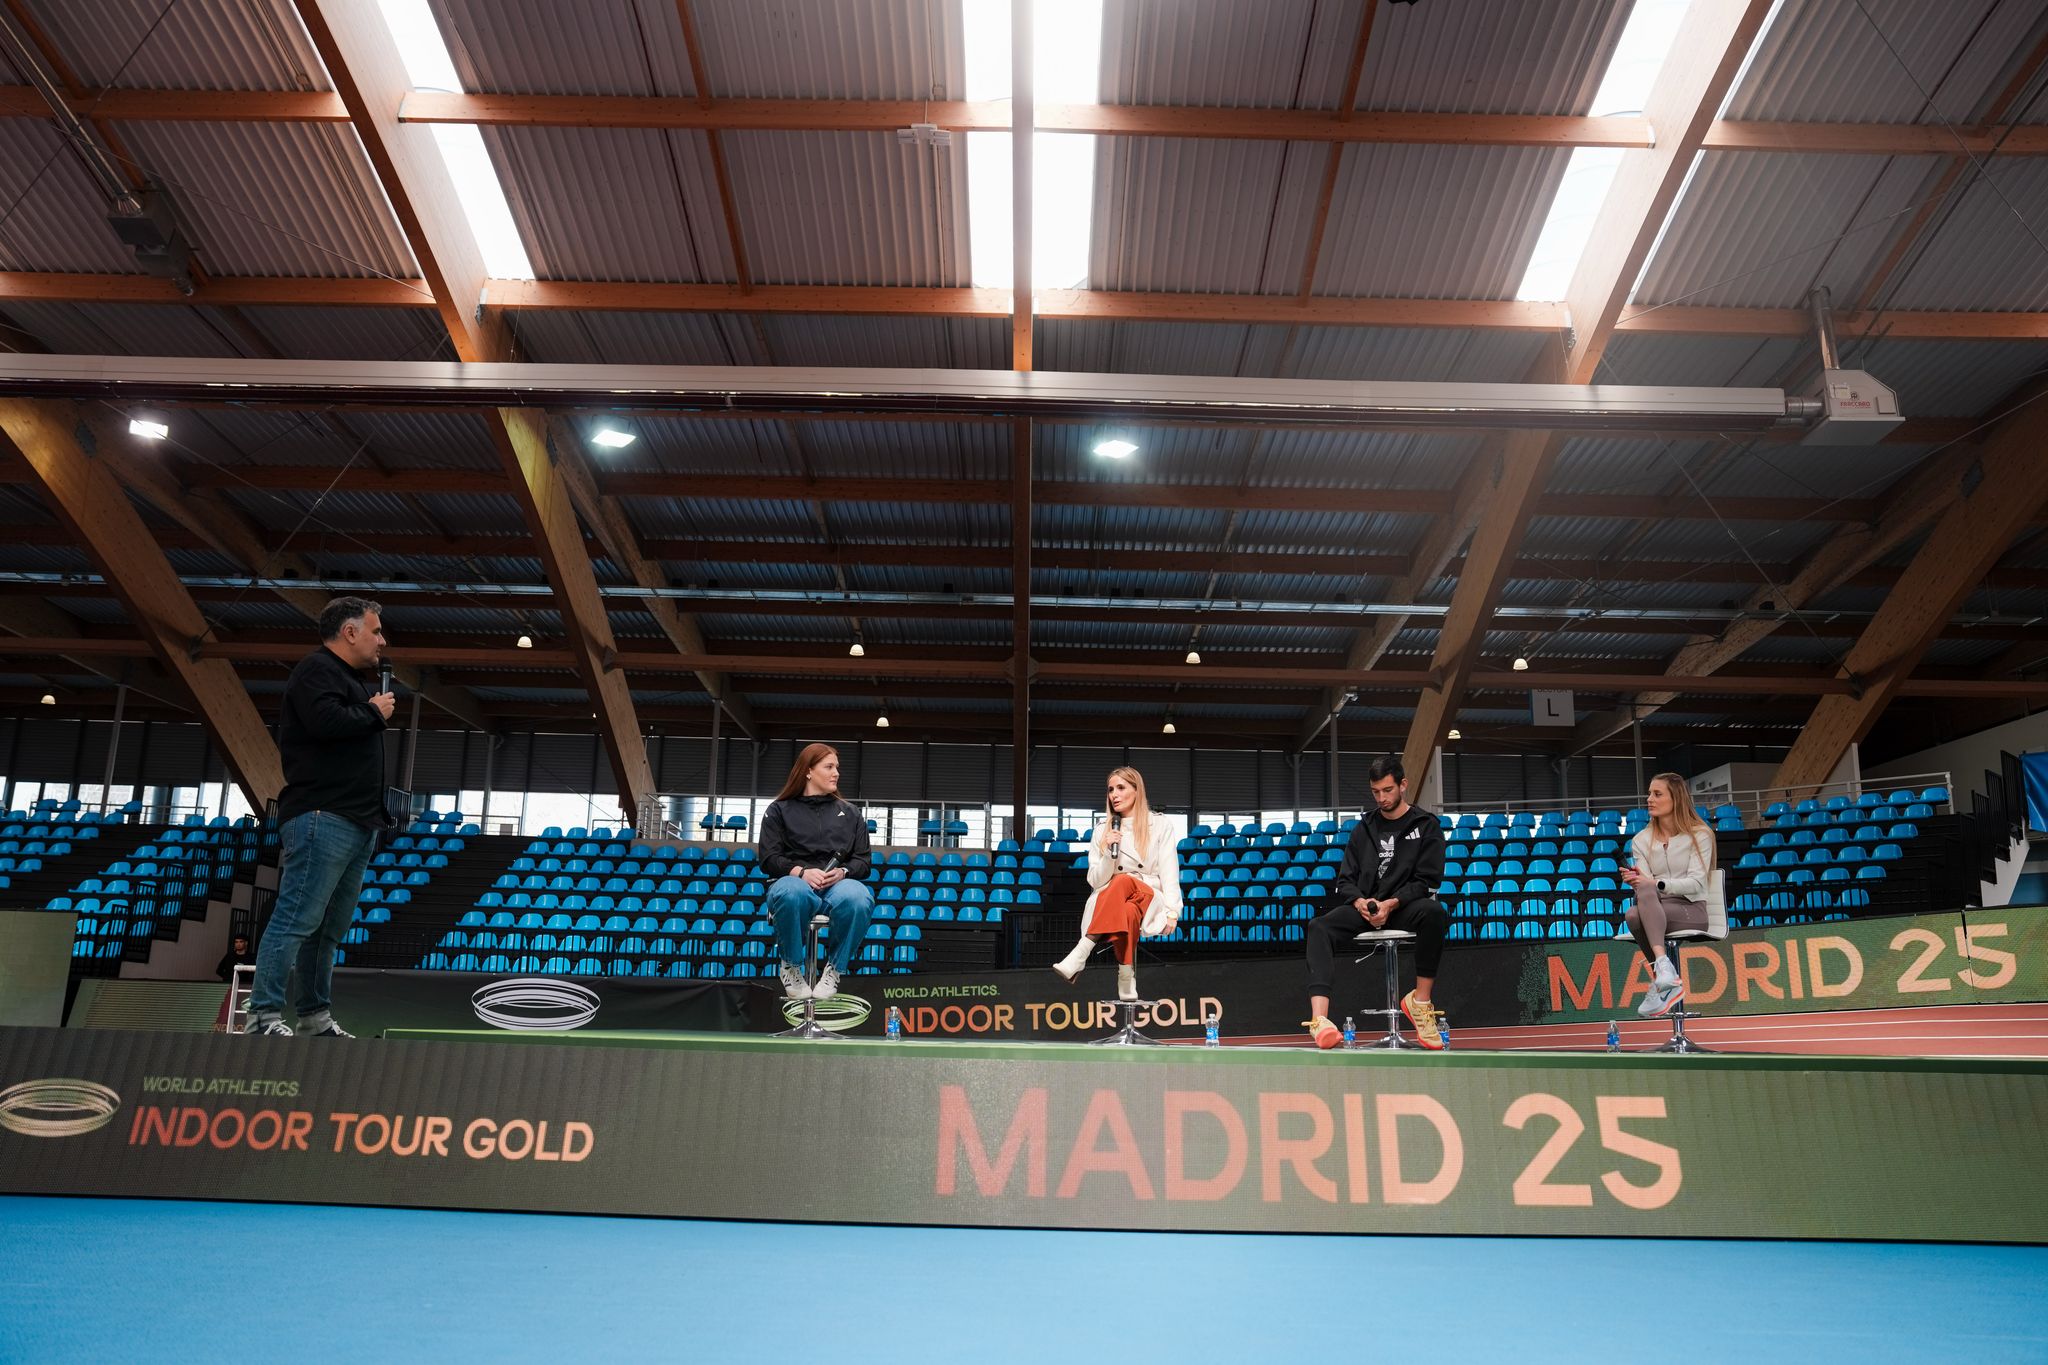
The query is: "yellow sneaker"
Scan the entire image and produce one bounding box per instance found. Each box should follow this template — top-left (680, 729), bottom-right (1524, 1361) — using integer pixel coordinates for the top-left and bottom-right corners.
top-left (1304, 1016), bottom-right (1340, 1050)
top-left (1401, 991), bottom-right (1444, 1050)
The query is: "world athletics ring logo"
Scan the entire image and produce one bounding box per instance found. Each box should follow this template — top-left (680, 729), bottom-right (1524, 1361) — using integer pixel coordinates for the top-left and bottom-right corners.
top-left (779, 991), bottom-right (872, 1033)
top-left (471, 978), bottom-right (602, 1031)
top-left (0, 1078), bottom-right (122, 1139)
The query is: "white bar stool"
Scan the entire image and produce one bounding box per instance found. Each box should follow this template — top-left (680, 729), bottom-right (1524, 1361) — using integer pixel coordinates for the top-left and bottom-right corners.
top-left (1349, 929), bottom-right (1420, 1050)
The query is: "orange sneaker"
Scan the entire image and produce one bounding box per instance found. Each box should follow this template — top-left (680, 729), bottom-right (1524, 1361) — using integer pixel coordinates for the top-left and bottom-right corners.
top-left (1304, 1016), bottom-right (1340, 1050)
top-left (1401, 991), bottom-right (1445, 1050)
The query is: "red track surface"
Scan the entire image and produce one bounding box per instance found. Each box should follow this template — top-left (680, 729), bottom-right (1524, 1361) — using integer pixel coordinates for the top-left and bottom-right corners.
top-left (1218, 1003), bottom-right (2048, 1057)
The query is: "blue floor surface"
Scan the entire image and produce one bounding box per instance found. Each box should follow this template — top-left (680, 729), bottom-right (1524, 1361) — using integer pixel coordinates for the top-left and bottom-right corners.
top-left (3, 1196), bottom-right (2045, 1363)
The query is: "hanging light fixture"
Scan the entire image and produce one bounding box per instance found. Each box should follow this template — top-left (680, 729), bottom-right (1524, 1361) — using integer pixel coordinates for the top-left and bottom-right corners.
top-left (849, 641), bottom-right (865, 657)
top-left (1184, 649), bottom-right (1201, 665)
top-left (876, 711), bottom-right (890, 728)
top-left (516, 633), bottom-right (534, 649)
top-left (1512, 657), bottom-right (1530, 671)
top-left (1161, 718), bottom-right (1176, 735)
top-left (38, 692), bottom-right (55, 705)
top-left (1447, 728), bottom-right (1462, 740)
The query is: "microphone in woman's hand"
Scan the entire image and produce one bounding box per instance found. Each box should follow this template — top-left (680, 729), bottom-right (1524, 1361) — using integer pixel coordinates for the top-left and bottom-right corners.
top-left (1108, 811), bottom-right (1122, 860)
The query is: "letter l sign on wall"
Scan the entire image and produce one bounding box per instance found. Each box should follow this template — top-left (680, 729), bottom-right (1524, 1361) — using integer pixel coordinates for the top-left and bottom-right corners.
top-left (1532, 690), bottom-right (1575, 727)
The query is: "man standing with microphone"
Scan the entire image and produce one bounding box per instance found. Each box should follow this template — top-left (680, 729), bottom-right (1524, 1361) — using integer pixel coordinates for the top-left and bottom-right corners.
top-left (243, 597), bottom-right (395, 1038)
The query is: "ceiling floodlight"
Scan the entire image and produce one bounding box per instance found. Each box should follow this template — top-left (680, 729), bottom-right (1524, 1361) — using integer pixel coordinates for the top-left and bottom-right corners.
top-left (591, 426), bottom-right (636, 449)
top-left (1092, 438), bottom-right (1138, 459)
top-left (128, 418), bottom-right (168, 440)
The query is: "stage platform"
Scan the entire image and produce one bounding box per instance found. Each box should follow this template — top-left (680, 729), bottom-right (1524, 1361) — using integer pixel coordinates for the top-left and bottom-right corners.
top-left (2, 1024), bottom-right (2043, 1244)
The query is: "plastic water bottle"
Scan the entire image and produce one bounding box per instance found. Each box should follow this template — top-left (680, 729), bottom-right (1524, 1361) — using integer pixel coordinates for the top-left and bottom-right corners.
top-left (1342, 1015), bottom-right (1356, 1048)
top-left (1437, 1013), bottom-right (1451, 1051)
top-left (1606, 1020), bottom-right (1621, 1053)
top-left (885, 1006), bottom-right (902, 1041)
top-left (1203, 1008), bottom-right (1220, 1048)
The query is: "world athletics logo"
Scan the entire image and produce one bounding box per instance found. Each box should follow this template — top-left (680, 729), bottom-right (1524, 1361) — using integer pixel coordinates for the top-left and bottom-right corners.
top-left (0, 1078), bottom-right (122, 1138)
top-left (471, 978), bottom-right (602, 1031)
top-left (779, 991), bottom-right (872, 1033)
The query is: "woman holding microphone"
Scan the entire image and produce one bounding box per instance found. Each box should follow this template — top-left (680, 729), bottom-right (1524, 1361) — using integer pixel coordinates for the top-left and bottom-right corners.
top-left (1052, 766), bottom-right (1184, 1002)
top-left (1621, 771), bottom-right (1717, 1018)
top-left (759, 743), bottom-right (874, 1002)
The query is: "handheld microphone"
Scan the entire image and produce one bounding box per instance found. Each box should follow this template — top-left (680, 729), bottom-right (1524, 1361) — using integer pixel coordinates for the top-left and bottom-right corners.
top-left (377, 663), bottom-right (393, 697)
top-left (1108, 811), bottom-right (1122, 860)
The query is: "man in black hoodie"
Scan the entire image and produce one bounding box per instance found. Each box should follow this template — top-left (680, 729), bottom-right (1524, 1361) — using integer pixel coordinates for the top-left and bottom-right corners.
top-left (1304, 756), bottom-right (1448, 1050)
top-left (243, 597), bottom-right (394, 1039)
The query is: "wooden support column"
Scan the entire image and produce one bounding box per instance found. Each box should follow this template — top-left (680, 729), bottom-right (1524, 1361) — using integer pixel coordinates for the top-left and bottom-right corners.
top-left (1399, 0), bottom-right (1776, 774)
top-left (1011, 0), bottom-right (1034, 371)
top-left (295, 0), bottom-right (655, 815)
top-left (0, 401), bottom-right (282, 806)
top-left (1011, 418), bottom-right (1032, 840)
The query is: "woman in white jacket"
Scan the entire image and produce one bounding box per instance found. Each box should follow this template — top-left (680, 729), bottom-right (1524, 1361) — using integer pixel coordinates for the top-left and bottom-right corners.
top-left (1622, 771), bottom-right (1717, 1019)
top-left (1053, 766), bottom-right (1184, 1002)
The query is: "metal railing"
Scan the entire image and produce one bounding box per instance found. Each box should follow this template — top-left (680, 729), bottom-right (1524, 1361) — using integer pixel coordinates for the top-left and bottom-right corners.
top-left (1439, 772), bottom-right (1955, 830)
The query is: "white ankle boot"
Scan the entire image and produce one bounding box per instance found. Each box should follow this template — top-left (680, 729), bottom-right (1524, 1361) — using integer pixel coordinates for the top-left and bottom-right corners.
top-left (1053, 937), bottom-right (1095, 981)
top-left (1117, 964), bottom-right (1138, 1002)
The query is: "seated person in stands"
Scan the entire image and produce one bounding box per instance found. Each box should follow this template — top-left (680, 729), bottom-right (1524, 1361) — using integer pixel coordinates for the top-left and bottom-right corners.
top-left (1054, 766), bottom-right (1183, 1003)
top-left (1623, 772), bottom-right (1717, 1019)
top-left (758, 743), bottom-right (874, 1002)
top-left (214, 933), bottom-right (253, 983)
top-left (1303, 756), bottom-right (1448, 1050)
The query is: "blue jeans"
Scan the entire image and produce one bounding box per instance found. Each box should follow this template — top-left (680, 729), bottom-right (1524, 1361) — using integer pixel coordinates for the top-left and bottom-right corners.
top-left (249, 811), bottom-right (375, 1021)
top-left (766, 875), bottom-right (874, 974)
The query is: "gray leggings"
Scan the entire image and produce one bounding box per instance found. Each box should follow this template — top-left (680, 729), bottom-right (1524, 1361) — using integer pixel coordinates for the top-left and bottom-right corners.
top-left (1624, 879), bottom-right (1706, 962)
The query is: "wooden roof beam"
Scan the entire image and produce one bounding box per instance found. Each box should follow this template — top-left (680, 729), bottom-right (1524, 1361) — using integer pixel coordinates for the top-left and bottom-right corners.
top-left (293, 0), bottom-right (655, 817)
top-left (0, 402), bottom-right (282, 805)
top-left (543, 415), bottom-right (754, 738)
top-left (1401, 0), bottom-right (1779, 775)
top-left (1772, 417), bottom-right (2048, 791)
top-left (11, 267), bottom-right (2048, 343)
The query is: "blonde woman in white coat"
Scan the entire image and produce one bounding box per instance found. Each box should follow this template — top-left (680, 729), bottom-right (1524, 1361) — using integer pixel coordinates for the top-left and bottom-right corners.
top-left (1053, 766), bottom-right (1184, 1002)
top-left (1621, 771), bottom-right (1717, 1019)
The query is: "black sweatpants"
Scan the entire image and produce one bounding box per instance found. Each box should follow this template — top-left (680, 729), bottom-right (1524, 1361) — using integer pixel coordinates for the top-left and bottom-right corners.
top-left (1305, 897), bottom-right (1448, 997)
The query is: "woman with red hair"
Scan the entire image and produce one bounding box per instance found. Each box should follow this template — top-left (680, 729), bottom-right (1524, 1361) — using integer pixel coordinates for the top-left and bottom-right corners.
top-left (758, 743), bottom-right (874, 1001)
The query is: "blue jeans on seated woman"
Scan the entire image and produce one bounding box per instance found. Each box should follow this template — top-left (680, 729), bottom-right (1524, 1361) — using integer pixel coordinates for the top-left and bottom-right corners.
top-left (766, 875), bottom-right (874, 972)
top-left (249, 810), bottom-right (376, 1025)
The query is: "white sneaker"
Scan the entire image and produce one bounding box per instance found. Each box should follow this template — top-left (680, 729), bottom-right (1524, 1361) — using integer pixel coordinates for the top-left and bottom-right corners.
top-left (1053, 938), bottom-right (1095, 982)
top-left (1638, 970), bottom-right (1686, 1019)
top-left (813, 966), bottom-right (841, 1000)
top-left (778, 963), bottom-right (811, 1000)
top-left (243, 1017), bottom-right (294, 1037)
top-left (1116, 965), bottom-right (1138, 1002)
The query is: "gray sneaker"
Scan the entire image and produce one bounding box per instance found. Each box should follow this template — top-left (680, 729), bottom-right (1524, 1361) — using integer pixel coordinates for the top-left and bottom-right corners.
top-left (307, 1021), bottom-right (355, 1038)
top-left (1637, 974), bottom-right (1685, 1019)
top-left (244, 1017), bottom-right (294, 1037)
top-left (813, 966), bottom-right (841, 1000)
top-left (779, 963), bottom-right (811, 1000)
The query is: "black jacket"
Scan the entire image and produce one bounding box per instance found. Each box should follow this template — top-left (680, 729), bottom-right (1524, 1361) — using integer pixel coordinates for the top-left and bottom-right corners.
top-left (1333, 805), bottom-right (1445, 908)
top-left (277, 647), bottom-right (390, 830)
top-left (757, 795), bottom-right (872, 881)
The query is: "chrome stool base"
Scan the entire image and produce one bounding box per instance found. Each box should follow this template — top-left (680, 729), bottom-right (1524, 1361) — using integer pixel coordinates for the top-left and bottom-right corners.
top-left (1089, 998), bottom-right (1161, 1045)
top-left (772, 912), bottom-right (846, 1041)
